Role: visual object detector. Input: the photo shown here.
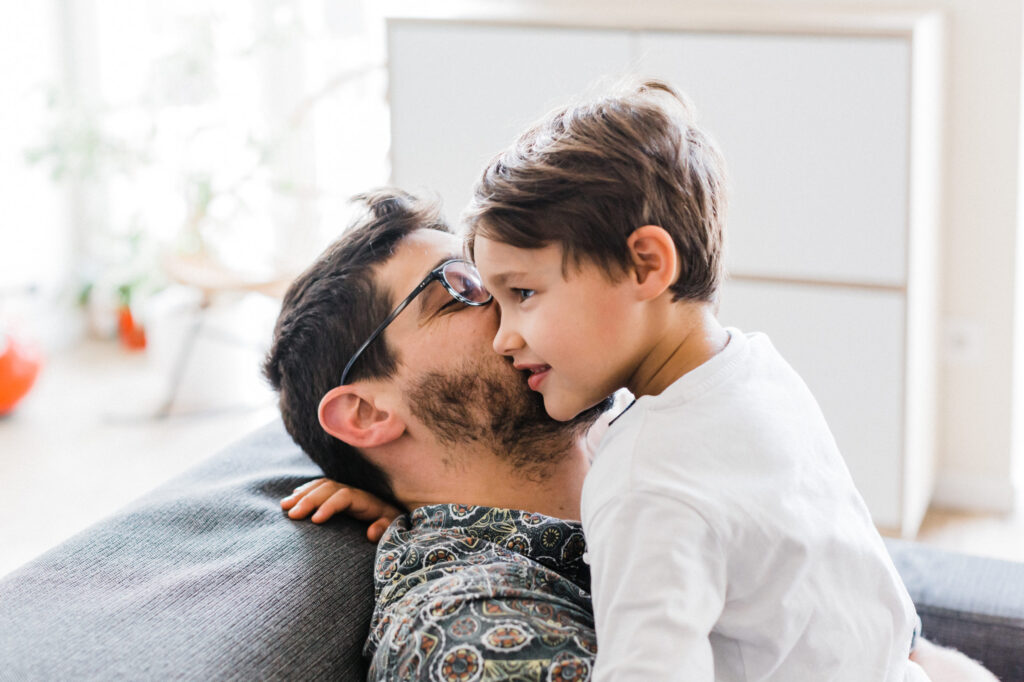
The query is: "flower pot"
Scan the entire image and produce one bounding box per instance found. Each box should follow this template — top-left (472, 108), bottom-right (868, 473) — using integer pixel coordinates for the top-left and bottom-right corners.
top-left (0, 333), bottom-right (43, 414)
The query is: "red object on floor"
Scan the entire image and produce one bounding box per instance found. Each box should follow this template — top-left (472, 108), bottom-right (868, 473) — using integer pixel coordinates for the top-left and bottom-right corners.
top-left (118, 305), bottom-right (147, 350)
top-left (0, 333), bottom-right (42, 414)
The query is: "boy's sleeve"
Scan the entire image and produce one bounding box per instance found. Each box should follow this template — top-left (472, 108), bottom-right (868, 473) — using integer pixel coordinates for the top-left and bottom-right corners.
top-left (587, 489), bottom-right (726, 682)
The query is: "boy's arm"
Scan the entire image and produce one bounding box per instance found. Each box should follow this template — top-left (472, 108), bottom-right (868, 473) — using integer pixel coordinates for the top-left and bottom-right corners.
top-left (587, 490), bottom-right (723, 682)
top-left (281, 478), bottom-right (401, 542)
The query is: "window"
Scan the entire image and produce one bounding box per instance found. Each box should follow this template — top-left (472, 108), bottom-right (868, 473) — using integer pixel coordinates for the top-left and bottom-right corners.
top-left (7, 0), bottom-right (389, 331)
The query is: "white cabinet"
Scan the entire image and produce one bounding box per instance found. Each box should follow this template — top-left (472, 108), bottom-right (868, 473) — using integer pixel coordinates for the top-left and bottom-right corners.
top-left (636, 32), bottom-right (911, 286)
top-left (389, 22), bottom-right (632, 221)
top-left (386, 4), bottom-right (943, 536)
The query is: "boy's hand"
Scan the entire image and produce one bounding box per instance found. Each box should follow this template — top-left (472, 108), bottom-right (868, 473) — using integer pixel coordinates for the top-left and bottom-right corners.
top-left (281, 478), bottom-right (402, 542)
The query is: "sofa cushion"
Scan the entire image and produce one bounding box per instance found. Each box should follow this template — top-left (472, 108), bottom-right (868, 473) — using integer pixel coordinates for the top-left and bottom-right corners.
top-left (886, 538), bottom-right (1024, 682)
top-left (0, 420), bottom-right (376, 680)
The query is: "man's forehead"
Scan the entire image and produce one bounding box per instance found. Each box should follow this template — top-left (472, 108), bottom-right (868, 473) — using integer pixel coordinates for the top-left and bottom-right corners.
top-left (379, 228), bottom-right (462, 300)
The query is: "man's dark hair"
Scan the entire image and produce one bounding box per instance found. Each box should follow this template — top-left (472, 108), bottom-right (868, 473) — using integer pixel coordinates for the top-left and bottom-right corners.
top-left (466, 78), bottom-right (728, 302)
top-left (263, 188), bottom-right (449, 505)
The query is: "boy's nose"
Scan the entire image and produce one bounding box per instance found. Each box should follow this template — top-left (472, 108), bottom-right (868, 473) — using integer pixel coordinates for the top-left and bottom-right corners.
top-left (492, 318), bottom-right (523, 356)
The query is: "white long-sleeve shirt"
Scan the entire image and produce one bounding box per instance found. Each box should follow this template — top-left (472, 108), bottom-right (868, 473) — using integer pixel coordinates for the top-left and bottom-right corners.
top-left (581, 329), bottom-right (926, 681)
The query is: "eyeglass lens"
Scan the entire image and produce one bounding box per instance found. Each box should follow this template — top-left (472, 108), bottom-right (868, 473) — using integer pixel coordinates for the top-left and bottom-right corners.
top-left (442, 261), bottom-right (490, 304)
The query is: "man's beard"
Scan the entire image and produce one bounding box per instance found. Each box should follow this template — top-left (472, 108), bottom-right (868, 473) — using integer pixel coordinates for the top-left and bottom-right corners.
top-left (407, 356), bottom-right (611, 476)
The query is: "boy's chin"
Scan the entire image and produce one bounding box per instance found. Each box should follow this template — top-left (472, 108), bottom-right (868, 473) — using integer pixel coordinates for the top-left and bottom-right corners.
top-left (545, 393), bottom-right (614, 426)
top-left (544, 402), bottom-right (579, 423)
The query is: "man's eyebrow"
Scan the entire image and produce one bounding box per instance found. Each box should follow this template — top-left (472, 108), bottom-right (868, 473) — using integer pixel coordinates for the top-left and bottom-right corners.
top-left (429, 254), bottom-right (456, 272)
top-left (414, 254), bottom-right (460, 320)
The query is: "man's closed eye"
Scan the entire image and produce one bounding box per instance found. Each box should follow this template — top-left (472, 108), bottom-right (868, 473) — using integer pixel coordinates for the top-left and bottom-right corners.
top-left (437, 297), bottom-right (464, 313)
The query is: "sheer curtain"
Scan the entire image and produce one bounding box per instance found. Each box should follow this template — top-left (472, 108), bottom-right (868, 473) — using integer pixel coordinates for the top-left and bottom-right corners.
top-left (4, 0), bottom-right (389, 344)
top-left (1, 2), bottom-right (65, 300)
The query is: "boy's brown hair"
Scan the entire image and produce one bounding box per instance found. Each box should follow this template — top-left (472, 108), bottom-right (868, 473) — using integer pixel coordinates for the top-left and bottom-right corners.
top-left (465, 79), bottom-right (727, 302)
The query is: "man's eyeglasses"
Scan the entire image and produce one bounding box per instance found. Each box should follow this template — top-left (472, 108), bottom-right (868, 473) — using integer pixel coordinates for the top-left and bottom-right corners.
top-left (339, 258), bottom-right (492, 385)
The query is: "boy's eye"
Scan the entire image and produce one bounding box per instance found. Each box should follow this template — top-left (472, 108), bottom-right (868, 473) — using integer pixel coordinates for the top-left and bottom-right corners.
top-left (512, 288), bottom-right (535, 301)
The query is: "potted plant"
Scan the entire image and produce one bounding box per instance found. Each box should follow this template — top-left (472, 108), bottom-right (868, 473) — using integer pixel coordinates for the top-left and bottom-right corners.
top-left (0, 323), bottom-right (42, 414)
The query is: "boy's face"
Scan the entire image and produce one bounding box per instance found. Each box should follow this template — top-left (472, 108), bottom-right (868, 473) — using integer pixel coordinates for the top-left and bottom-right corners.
top-left (474, 237), bottom-right (643, 421)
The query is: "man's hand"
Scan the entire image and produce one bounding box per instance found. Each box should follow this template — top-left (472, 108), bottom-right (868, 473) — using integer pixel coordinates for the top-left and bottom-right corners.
top-left (281, 478), bottom-right (402, 542)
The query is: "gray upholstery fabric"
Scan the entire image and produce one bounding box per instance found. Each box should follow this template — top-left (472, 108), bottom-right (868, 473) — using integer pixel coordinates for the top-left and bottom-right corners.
top-left (0, 420), bottom-right (376, 681)
top-left (1, 420), bottom-right (1022, 680)
top-left (886, 538), bottom-right (1024, 681)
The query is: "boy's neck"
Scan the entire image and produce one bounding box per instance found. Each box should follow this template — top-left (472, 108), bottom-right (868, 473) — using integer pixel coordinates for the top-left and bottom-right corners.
top-left (626, 302), bottom-right (729, 398)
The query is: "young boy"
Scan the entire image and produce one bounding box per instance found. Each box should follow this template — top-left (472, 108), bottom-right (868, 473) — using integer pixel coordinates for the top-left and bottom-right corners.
top-left (463, 79), bottom-right (929, 681)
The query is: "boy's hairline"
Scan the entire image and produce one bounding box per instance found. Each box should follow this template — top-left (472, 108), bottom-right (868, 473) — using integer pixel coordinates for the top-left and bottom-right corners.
top-left (471, 218), bottom-right (722, 305)
top-left (470, 219), bottom-right (660, 286)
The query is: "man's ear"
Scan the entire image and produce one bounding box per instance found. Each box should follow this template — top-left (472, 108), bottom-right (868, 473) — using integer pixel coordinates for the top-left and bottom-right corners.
top-left (626, 225), bottom-right (678, 299)
top-left (318, 385), bottom-right (405, 448)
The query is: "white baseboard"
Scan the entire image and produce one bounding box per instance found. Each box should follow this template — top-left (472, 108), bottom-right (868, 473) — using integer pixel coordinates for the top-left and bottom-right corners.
top-left (932, 471), bottom-right (1018, 513)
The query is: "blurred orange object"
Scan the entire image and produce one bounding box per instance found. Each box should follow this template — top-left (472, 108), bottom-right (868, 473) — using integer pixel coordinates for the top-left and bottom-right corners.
top-left (0, 333), bottom-right (42, 414)
top-left (117, 305), bottom-right (147, 351)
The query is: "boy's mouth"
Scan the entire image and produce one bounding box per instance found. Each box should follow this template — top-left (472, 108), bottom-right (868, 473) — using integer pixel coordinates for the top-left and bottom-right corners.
top-left (514, 363), bottom-right (551, 391)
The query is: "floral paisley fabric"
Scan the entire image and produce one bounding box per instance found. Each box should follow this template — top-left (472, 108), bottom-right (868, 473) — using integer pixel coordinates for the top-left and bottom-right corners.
top-left (365, 505), bottom-right (597, 681)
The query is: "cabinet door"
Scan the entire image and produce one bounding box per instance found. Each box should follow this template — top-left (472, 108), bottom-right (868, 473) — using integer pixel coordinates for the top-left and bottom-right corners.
top-left (388, 21), bottom-right (632, 221)
top-left (636, 32), bottom-right (911, 286)
top-left (718, 280), bottom-right (907, 528)
top-left (387, 19), bottom-right (930, 533)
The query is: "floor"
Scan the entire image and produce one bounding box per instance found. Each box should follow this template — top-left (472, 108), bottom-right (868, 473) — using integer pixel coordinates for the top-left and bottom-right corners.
top-left (2, 338), bottom-right (1023, 580)
top-left (911, 505), bottom-right (1024, 563)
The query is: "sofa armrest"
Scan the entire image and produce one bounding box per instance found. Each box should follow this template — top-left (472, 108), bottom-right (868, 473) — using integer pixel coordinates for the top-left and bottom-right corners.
top-left (0, 420), bottom-right (377, 680)
top-left (886, 538), bottom-right (1024, 681)
top-left (7, 423), bottom-right (1020, 680)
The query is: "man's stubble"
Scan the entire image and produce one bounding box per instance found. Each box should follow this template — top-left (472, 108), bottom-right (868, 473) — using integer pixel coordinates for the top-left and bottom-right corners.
top-left (407, 354), bottom-right (610, 477)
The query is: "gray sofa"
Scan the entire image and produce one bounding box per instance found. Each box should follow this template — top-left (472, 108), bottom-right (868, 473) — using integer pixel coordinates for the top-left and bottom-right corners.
top-left (0, 420), bottom-right (1021, 680)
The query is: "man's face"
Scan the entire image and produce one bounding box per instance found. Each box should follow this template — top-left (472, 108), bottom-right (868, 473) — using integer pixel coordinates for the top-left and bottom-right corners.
top-left (374, 229), bottom-right (601, 466)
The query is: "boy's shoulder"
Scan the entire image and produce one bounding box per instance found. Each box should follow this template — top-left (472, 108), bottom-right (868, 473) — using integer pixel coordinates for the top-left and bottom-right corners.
top-left (617, 329), bottom-right (799, 420)
top-left (591, 329), bottom-right (833, 487)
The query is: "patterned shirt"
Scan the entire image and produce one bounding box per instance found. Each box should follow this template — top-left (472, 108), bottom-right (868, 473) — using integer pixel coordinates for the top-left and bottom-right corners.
top-left (365, 504), bottom-right (597, 681)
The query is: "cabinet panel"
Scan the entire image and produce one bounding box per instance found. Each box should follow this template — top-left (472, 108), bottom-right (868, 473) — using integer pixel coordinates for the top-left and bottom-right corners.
top-left (389, 22), bottom-right (632, 221)
top-left (637, 32), bottom-right (910, 286)
top-left (718, 280), bottom-right (906, 528)
top-left (387, 12), bottom-right (939, 535)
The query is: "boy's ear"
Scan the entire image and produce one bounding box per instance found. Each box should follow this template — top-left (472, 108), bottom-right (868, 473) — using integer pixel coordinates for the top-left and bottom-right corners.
top-left (627, 225), bottom-right (678, 299)
top-left (318, 385), bottom-right (405, 449)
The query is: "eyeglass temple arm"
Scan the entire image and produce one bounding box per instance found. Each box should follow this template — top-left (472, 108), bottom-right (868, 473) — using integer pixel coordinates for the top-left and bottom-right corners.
top-left (339, 276), bottom-right (435, 386)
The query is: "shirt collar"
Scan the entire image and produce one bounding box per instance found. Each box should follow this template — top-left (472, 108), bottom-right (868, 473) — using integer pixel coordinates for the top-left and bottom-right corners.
top-left (409, 504), bottom-right (590, 588)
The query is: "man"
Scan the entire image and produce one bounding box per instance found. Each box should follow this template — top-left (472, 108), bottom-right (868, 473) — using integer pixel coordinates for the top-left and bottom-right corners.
top-left (263, 188), bottom-right (609, 679)
top-left (264, 189), bottom-right (995, 681)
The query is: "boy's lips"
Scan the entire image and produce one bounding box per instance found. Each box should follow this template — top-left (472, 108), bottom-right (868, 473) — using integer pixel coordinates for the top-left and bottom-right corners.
top-left (514, 363), bottom-right (552, 391)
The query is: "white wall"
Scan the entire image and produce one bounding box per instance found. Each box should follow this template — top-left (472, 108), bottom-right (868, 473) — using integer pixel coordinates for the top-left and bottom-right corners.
top-left (900, 0), bottom-right (1022, 511)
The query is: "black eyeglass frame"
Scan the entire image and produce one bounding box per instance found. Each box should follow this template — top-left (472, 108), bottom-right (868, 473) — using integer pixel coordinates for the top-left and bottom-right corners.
top-left (339, 258), bottom-right (492, 386)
